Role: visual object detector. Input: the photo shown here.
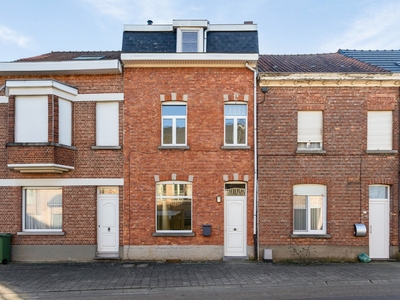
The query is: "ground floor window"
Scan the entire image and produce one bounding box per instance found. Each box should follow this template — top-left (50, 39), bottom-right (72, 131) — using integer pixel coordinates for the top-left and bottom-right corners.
top-left (156, 181), bottom-right (192, 231)
top-left (23, 187), bottom-right (62, 231)
top-left (293, 184), bottom-right (326, 234)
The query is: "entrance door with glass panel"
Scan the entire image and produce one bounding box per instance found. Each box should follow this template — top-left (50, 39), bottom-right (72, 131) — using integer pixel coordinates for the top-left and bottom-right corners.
top-left (369, 185), bottom-right (390, 259)
top-left (97, 187), bottom-right (119, 258)
top-left (224, 183), bottom-right (247, 257)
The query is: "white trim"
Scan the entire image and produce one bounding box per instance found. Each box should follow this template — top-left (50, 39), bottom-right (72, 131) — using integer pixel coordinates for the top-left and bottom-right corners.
top-left (207, 24), bottom-right (257, 31)
top-left (173, 20), bottom-right (208, 28)
top-left (75, 93), bottom-right (124, 102)
top-left (122, 53), bottom-right (258, 61)
top-left (0, 178), bottom-right (124, 186)
top-left (0, 96), bottom-right (7, 103)
top-left (122, 53), bottom-right (258, 68)
top-left (0, 60), bottom-right (122, 75)
top-left (8, 164), bottom-right (74, 173)
top-left (6, 80), bottom-right (78, 101)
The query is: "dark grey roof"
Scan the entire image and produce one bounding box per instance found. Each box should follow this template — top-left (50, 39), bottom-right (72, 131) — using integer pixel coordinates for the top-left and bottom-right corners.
top-left (122, 32), bottom-right (176, 53)
top-left (121, 30), bottom-right (258, 54)
top-left (206, 31), bottom-right (258, 53)
top-left (258, 53), bottom-right (388, 73)
top-left (338, 49), bottom-right (400, 72)
top-left (15, 51), bottom-right (121, 62)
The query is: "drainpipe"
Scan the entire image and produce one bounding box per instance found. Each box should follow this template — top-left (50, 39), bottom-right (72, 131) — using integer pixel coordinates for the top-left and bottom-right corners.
top-left (246, 62), bottom-right (258, 261)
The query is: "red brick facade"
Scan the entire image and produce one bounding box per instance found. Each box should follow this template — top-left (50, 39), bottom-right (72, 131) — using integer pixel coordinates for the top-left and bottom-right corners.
top-left (0, 74), bottom-right (124, 257)
top-left (123, 67), bottom-right (255, 256)
top-left (257, 85), bottom-right (399, 261)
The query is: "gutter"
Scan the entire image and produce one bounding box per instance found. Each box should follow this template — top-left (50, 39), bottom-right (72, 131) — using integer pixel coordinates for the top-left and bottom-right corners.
top-left (246, 62), bottom-right (258, 261)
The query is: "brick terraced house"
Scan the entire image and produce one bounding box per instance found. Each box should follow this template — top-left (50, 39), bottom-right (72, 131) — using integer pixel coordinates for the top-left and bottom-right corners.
top-left (257, 53), bottom-right (400, 261)
top-left (121, 20), bottom-right (259, 260)
top-left (0, 51), bottom-right (124, 261)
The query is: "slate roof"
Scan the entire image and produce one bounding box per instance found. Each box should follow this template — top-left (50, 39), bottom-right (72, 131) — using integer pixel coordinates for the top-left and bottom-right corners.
top-left (14, 51), bottom-right (121, 62)
top-left (338, 49), bottom-right (400, 72)
top-left (122, 31), bottom-right (258, 53)
top-left (258, 53), bottom-right (388, 73)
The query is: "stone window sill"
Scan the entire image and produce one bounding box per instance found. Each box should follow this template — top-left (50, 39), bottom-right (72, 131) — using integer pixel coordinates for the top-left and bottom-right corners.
top-left (221, 146), bottom-right (251, 150)
top-left (91, 146), bottom-right (122, 150)
top-left (291, 234), bottom-right (331, 239)
top-left (296, 150), bottom-right (326, 154)
top-left (6, 142), bottom-right (76, 150)
top-left (152, 232), bottom-right (195, 237)
top-left (17, 231), bottom-right (65, 236)
top-left (366, 150), bottom-right (398, 155)
top-left (158, 146), bottom-right (190, 150)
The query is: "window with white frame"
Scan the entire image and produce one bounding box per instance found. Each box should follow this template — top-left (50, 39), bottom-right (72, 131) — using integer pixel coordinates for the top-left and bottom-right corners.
top-left (297, 111), bottom-right (323, 150)
top-left (15, 95), bottom-right (48, 143)
top-left (162, 104), bottom-right (187, 146)
top-left (293, 184), bottom-right (326, 234)
top-left (224, 104), bottom-right (247, 146)
top-left (96, 102), bottom-right (119, 146)
top-left (367, 111), bottom-right (392, 150)
top-left (58, 99), bottom-right (72, 146)
top-left (23, 187), bottom-right (62, 231)
top-left (156, 182), bottom-right (192, 231)
top-left (177, 28), bottom-right (203, 52)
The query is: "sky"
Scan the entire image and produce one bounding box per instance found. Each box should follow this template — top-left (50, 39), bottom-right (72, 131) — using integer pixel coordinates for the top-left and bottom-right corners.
top-left (1, 0), bottom-right (400, 62)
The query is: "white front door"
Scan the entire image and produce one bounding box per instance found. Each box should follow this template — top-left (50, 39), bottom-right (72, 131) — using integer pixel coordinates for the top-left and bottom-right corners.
top-left (224, 184), bottom-right (247, 257)
top-left (369, 185), bottom-right (390, 259)
top-left (97, 187), bottom-right (119, 257)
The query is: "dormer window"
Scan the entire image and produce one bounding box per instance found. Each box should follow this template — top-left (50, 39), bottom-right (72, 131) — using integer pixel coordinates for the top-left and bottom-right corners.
top-left (182, 31), bottom-right (198, 52)
top-left (176, 28), bottom-right (204, 52)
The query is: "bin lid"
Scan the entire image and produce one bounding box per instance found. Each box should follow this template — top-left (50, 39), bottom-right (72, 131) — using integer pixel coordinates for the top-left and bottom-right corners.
top-left (0, 233), bottom-right (13, 237)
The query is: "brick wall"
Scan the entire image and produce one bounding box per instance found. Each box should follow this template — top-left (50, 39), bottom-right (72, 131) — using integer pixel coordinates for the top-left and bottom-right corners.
top-left (257, 86), bottom-right (399, 249)
top-left (0, 73), bottom-right (124, 247)
top-left (123, 67), bottom-right (255, 247)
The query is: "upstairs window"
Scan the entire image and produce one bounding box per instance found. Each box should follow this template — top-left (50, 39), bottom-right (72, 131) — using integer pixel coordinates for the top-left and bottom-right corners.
top-left (156, 182), bottom-right (192, 232)
top-left (58, 99), bottom-right (72, 146)
top-left (297, 111), bottom-right (323, 150)
top-left (96, 102), bottom-right (119, 147)
top-left (224, 104), bottom-right (247, 146)
top-left (162, 104), bottom-right (187, 146)
top-left (367, 111), bottom-right (392, 150)
top-left (15, 96), bottom-right (48, 143)
top-left (177, 28), bottom-right (203, 52)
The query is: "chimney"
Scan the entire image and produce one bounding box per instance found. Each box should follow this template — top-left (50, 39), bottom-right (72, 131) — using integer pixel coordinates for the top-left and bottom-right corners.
top-left (244, 21), bottom-right (253, 24)
top-left (147, 20), bottom-right (153, 25)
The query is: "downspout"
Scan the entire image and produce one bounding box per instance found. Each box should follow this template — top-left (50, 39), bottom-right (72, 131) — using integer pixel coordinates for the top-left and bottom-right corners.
top-left (203, 26), bottom-right (210, 52)
top-left (246, 62), bottom-right (258, 261)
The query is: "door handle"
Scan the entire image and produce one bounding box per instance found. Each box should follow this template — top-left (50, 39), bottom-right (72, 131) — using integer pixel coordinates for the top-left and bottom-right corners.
top-left (234, 228), bottom-right (237, 231)
top-left (370, 225), bottom-right (372, 234)
top-left (108, 227), bottom-right (110, 232)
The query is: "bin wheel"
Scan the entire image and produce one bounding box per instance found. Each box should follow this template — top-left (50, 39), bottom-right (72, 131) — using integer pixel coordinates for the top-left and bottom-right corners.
top-left (1, 258), bottom-right (8, 264)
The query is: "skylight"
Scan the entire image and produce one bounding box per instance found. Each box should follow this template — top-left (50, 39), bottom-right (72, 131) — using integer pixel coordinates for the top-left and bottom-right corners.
top-left (73, 55), bottom-right (105, 60)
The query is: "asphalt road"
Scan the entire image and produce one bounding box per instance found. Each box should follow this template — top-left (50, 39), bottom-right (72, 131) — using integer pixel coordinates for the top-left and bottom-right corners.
top-left (1, 261), bottom-right (400, 299)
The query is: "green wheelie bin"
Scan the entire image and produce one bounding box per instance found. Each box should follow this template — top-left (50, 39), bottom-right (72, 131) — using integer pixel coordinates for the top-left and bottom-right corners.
top-left (0, 233), bottom-right (12, 264)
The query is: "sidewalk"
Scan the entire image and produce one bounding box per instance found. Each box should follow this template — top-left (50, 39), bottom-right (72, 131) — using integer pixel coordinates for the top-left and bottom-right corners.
top-left (1, 260), bottom-right (400, 298)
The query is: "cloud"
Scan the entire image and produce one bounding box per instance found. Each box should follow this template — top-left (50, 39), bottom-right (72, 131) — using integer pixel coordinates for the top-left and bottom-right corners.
top-left (82, 0), bottom-right (176, 24)
top-left (321, 1), bottom-right (400, 51)
top-left (0, 25), bottom-right (32, 48)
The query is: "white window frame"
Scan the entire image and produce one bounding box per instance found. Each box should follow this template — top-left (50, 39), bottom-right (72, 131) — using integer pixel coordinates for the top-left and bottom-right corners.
top-left (96, 102), bottom-right (119, 146)
top-left (22, 187), bottom-right (62, 232)
top-left (367, 111), bottom-right (392, 150)
top-left (161, 102), bottom-right (187, 146)
top-left (297, 111), bottom-right (323, 150)
top-left (15, 95), bottom-right (48, 143)
top-left (293, 184), bottom-right (326, 235)
top-left (176, 28), bottom-right (204, 52)
top-left (369, 185), bottom-right (389, 200)
top-left (58, 98), bottom-right (72, 146)
top-left (224, 103), bottom-right (248, 146)
top-left (155, 181), bottom-right (192, 232)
